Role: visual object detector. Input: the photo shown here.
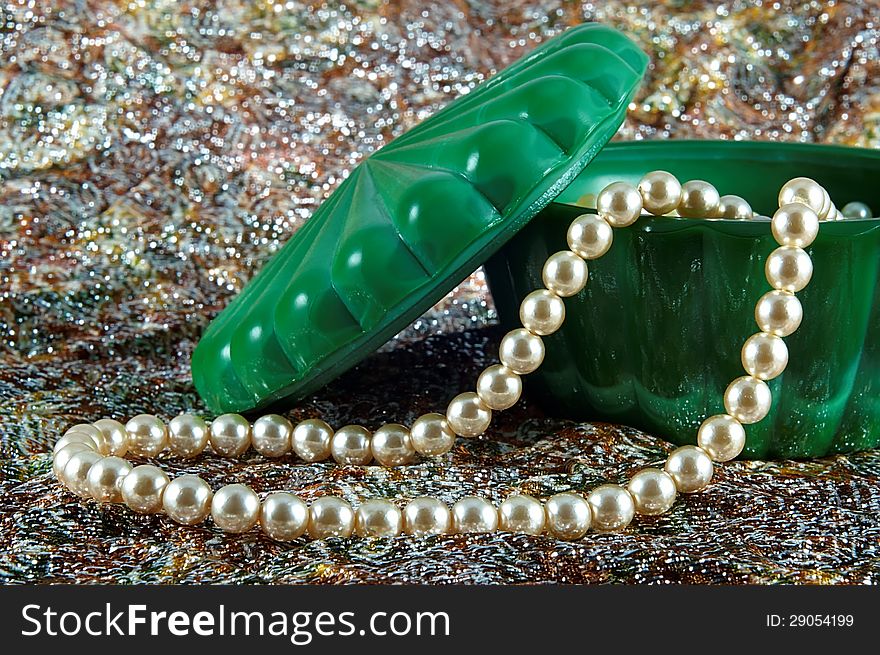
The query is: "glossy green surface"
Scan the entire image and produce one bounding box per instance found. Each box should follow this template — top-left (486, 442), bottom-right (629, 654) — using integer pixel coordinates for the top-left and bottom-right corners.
top-left (485, 141), bottom-right (880, 459)
top-left (192, 24), bottom-right (648, 413)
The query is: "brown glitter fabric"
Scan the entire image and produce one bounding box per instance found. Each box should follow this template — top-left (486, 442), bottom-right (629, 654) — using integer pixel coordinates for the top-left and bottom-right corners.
top-left (1, 1), bottom-right (878, 584)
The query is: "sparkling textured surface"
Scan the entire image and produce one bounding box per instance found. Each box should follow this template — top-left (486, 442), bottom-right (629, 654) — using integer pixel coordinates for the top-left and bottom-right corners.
top-left (1, 0), bottom-right (879, 584)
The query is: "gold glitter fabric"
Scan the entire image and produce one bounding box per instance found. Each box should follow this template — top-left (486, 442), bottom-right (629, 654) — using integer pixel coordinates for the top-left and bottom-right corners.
top-left (1, 1), bottom-right (878, 584)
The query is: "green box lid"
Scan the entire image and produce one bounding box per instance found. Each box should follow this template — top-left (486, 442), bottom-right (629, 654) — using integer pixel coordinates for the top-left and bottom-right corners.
top-left (192, 24), bottom-right (648, 413)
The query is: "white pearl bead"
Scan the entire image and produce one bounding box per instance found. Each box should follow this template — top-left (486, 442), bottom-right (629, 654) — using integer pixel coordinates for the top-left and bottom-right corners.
top-left (499, 328), bottom-right (544, 374)
top-left (63, 424), bottom-right (106, 453)
top-left (754, 290), bottom-right (803, 337)
top-left (211, 483), bottom-right (261, 533)
top-left (371, 423), bottom-right (416, 466)
top-left (308, 496), bottom-right (354, 539)
top-left (638, 170), bottom-right (682, 215)
top-left (519, 289), bottom-right (565, 336)
top-left (330, 424), bottom-right (373, 464)
top-left (499, 494), bottom-right (545, 535)
top-left (446, 392), bottom-right (492, 437)
top-left (724, 375), bottom-right (772, 424)
top-left (627, 468), bottom-right (677, 515)
top-left (53, 443), bottom-right (92, 478)
top-left (252, 414), bottom-right (293, 457)
top-left (596, 181), bottom-right (642, 227)
top-left (765, 246), bottom-right (812, 292)
top-left (545, 492), bottom-right (591, 540)
top-left (355, 499), bottom-right (403, 538)
top-left (819, 187), bottom-right (832, 220)
top-left (403, 497), bottom-right (451, 536)
top-left (120, 464), bottom-right (169, 513)
top-left (93, 419), bottom-right (129, 456)
top-left (163, 474), bottom-right (213, 525)
top-left (86, 456), bottom-right (132, 503)
top-left (209, 413), bottom-right (251, 458)
top-left (679, 180), bottom-right (721, 217)
top-left (125, 414), bottom-right (168, 457)
top-left (665, 446), bottom-right (714, 493)
top-left (291, 418), bottom-right (333, 462)
top-left (697, 414), bottom-right (746, 462)
top-left (567, 214), bottom-right (613, 259)
top-left (452, 496), bottom-right (498, 533)
top-left (842, 201), bottom-right (872, 219)
top-left (54, 432), bottom-right (98, 454)
top-left (168, 414), bottom-right (210, 458)
top-left (771, 203), bottom-right (819, 247)
top-left (476, 364), bottom-right (522, 411)
top-left (410, 413), bottom-right (455, 457)
top-left (587, 484), bottom-right (635, 532)
top-left (778, 177), bottom-right (826, 215)
top-left (61, 450), bottom-right (102, 497)
top-left (542, 250), bottom-right (588, 297)
top-left (741, 331), bottom-right (788, 380)
top-left (718, 194), bottom-right (753, 219)
top-left (260, 492), bottom-right (309, 541)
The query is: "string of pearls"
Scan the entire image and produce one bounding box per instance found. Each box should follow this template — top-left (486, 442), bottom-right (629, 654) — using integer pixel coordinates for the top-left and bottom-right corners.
top-left (52, 173), bottom-right (840, 542)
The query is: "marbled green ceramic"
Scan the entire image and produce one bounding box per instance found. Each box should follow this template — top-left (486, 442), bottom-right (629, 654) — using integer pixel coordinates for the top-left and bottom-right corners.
top-left (485, 140), bottom-right (880, 458)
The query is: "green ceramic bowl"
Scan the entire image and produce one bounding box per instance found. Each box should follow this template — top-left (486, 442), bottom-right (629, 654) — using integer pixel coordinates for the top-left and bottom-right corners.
top-left (485, 140), bottom-right (880, 459)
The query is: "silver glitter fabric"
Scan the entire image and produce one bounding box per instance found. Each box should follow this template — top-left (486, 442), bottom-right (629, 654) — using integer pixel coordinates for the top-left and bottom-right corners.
top-left (1, 1), bottom-right (879, 584)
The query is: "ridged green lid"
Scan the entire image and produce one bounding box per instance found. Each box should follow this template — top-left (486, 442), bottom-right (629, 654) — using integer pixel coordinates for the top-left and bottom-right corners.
top-left (192, 23), bottom-right (648, 413)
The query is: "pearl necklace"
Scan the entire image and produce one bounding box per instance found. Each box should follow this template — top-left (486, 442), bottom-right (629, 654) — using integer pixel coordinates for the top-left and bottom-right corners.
top-left (51, 173), bottom-right (852, 541)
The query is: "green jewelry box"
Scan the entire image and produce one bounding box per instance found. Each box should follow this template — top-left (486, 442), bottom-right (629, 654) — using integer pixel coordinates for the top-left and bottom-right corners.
top-left (191, 24), bottom-right (880, 459)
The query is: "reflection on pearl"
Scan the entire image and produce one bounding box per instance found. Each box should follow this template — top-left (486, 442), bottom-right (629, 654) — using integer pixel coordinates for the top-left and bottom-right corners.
top-left (163, 474), bottom-right (213, 525)
top-left (697, 414), bottom-right (746, 462)
top-left (330, 424), bottom-right (373, 465)
top-left (765, 246), bottom-right (813, 292)
top-left (62, 450), bottom-right (102, 497)
top-left (638, 170), bottom-right (682, 215)
top-left (718, 194), bottom-right (753, 219)
top-left (741, 332), bottom-right (789, 380)
top-left (63, 424), bottom-right (105, 453)
top-left (499, 328), bottom-right (544, 374)
top-left (597, 181), bottom-right (642, 227)
top-left (452, 496), bottom-right (498, 533)
top-left (168, 414), bottom-right (210, 458)
top-left (665, 446), bottom-right (714, 493)
top-left (567, 214), bottom-right (613, 260)
top-left (587, 485), bottom-right (635, 532)
top-left (93, 419), bottom-right (129, 456)
top-left (209, 413), bottom-right (251, 458)
top-left (499, 494), bottom-right (545, 535)
top-left (519, 289), bottom-right (565, 336)
top-left (53, 443), bottom-right (92, 478)
top-left (754, 290), bottom-right (803, 337)
top-left (125, 414), bottom-right (168, 458)
top-left (545, 492), bottom-right (591, 541)
top-left (724, 375), bottom-right (772, 424)
top-left (542, 250), bottom-right (588, 297)
top-left (120, 464), bottom-right (169, 513)
top-left (446, 392), bottom-right (492, 437)
top-left (260, 492), bottom-right (309, 541)
top-left (778, 177), bottom-right (826, 216)
top-left (476, 364), bottom-right (522, 411)
top-left (252, 414), bottom-right (293, 458)
top-left (403, 497), bottom-right (451, 536)
top-left (54, 432), bottom-right (97, 454)
top-left (410, 414), bottom-right (455, 457)
top-left (308, 496), bottom-right (354, 539)
top-left (86, 456), bottom-right (132, 503)
top-left (627, 468), bottom-right (677, 515)
top-left (211, 483), bottom-right (261, 533)
top-left (355, 499), bottom-right (403, 538)
top-left (772, 203), bottom-right (819, 247)
top-left (842, 201), bottom-right (872, 219)
top-left (292, 418), bottom-right (333, 462)
top-left (371, 423), bottom-right (416, 466)
top-left (679, 180), bottom-right (721, 218)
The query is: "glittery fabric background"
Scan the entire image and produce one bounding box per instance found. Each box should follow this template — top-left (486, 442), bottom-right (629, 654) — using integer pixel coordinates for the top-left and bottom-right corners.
top-left (1, 1), bottom-right (879, 584)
